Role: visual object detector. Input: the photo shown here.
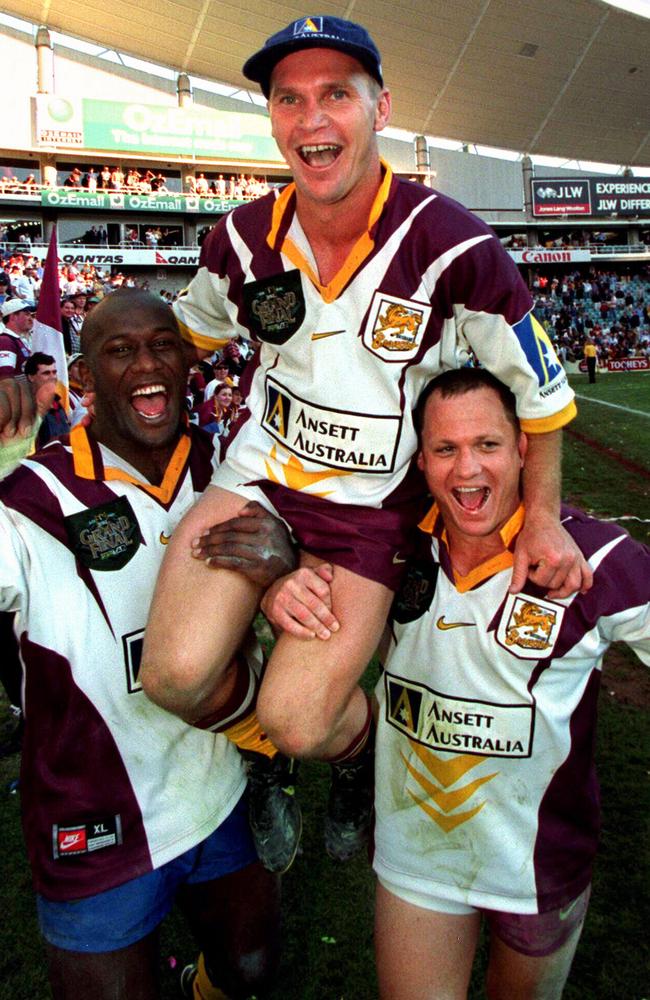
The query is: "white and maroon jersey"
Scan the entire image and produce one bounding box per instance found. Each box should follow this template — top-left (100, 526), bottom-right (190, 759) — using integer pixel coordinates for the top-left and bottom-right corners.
top-left (374, 504), bottom-right (650, 914)
top-left (0, 424), bottom-right (247, 901)
top-left (0, 325), bottom-right (30, 377)
top-left (174, 166), bottom-right (575, 509)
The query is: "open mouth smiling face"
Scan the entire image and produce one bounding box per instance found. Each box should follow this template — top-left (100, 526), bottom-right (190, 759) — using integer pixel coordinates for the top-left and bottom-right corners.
top-left (269, 49), bottom-right (390, 207)
top-left (130, 383), bottom-right (171, 424)
top-left (297, 143), bottom-right (342, 168)
top-left (451, 485), bottom-right (491, 514)
top-left (417, 387), bottom-right (527, 546)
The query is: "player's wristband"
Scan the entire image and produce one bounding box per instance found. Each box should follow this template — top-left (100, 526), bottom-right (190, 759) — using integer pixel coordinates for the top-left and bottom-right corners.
top-left (0, 419), bottom-right (41, 479)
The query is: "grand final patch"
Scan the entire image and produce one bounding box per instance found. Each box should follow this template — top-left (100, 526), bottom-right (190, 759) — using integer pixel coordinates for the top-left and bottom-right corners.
top-left (65, 497), bottom-right (142, 571)
top-left (242, 270), bottom-right (305, 344)
top-left (495, 593), bottom-right (566, 660)
top-left (362, 292), bottom-right (432, 362)
top-left (390, 558), bottom-right (439, 624)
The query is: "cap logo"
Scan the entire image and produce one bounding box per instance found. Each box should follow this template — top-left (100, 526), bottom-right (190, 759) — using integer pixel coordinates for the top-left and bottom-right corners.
top-left (294, 16), bottom-right (323, 35)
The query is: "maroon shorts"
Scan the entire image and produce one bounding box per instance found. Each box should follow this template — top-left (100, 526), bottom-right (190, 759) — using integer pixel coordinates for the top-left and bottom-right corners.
top-left (487, 885), bottom-right (591, 957)
top-left (254, 479), bottom-right (425, 591)
top-left (210, 459), bottom-right (427, 591)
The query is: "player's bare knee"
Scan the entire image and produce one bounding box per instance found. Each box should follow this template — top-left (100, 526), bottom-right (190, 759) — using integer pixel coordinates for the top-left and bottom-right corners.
top-left (257, 685), bottom-right (341, 758)
top-left (139, 653), bottom-right (225, 722)
top-left (258, 704), bottom-right (334, 759)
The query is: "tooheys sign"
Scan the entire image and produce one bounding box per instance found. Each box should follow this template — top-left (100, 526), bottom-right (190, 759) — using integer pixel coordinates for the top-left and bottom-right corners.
top-left (532, 177), bottom-right (650, 217)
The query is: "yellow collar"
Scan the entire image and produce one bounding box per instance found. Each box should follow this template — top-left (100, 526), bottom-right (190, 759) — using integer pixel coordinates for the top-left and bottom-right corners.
top-left (267, 160), bottom-right (393, 303)
top-left (70, 424), bottom-right (191, 504)
top-left (419, 502), bottom-right (525, 593)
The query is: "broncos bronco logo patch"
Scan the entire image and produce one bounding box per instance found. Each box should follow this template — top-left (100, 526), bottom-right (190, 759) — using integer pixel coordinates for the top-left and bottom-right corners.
top-left (363, 293), bottom-right (431, 362)
top-left (496, 594), bottom-right (566, 659)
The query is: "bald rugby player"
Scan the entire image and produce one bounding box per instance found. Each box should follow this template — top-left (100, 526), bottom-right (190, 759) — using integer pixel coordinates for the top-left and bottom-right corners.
top-left (0, 290), bottom-right (299, 1000)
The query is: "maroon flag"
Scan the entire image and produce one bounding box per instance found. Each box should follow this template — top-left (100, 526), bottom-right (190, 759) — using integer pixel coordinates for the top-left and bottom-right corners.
top-left (32, 227), bottom-right (68, 410)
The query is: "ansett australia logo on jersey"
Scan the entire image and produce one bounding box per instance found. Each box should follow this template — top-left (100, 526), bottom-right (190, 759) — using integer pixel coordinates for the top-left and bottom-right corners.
top-left (384, 673), bottom-right (533, 757)
top-left (363, 293), bottom-right (431, 361)
top-left (262, 376), bottom-right (401, 473)
top-left (496, 594), bottom-right (566, 659)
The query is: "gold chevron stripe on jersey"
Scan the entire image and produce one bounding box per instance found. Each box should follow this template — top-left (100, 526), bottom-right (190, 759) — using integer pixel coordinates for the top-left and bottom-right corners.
top-left (264, 443), bottom-right (352, 495)
top-left (402, 741), bottom-right (498, 833)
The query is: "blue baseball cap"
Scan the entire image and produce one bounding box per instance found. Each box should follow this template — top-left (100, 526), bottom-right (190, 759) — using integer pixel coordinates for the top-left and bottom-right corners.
top-left (243, 16), bottom-right (383, 98)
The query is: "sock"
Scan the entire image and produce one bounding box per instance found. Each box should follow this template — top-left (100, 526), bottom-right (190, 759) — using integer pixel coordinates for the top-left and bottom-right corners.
top-left (225, 709), bottom-right (277, 758)
top-left (193, 654), bottom-right (278, 759)
top-left (192, 952), bottom-right (230, 1000)
top-left (326, 694), bottom-right (374, 765)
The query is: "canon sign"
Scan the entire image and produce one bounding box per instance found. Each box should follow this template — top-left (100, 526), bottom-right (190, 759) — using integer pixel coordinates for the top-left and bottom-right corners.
top-left (522, 250), bottom-right (571, 263)
top-left (507, 249), bottom-right (591, 265)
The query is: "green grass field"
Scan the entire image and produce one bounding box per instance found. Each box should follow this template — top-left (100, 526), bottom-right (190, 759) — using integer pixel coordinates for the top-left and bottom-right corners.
top-left (0, 373), bottom-right (648, 999)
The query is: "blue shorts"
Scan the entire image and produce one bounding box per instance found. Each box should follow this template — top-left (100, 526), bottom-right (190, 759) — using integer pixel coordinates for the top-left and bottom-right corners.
top-left (37, 791), bottom-right (257, 953)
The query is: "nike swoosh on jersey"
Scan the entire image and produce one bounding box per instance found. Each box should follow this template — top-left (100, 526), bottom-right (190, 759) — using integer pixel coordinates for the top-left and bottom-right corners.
top-left (558, 898), bottom-right (580, 921)
top-left (310, 330), bottom-right (345, 341)
top-left (159, 531), bottom-right (171, 545)
top-left (436, 616), bottom-right (476, 630)
top-left (392, 553), bottom-right (407, 564)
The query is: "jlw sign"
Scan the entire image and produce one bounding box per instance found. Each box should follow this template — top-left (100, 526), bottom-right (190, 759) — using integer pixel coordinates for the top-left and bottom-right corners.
top-left (532, 177), bottom-right (650, 217)
top-left (532, 179), bottom-right (591, 215)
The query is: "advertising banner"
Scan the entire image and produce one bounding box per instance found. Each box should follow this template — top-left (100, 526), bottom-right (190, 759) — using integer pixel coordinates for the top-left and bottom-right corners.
top-left (532, 177), bottom-right (650, 217)
top-left (58, 247), bottom-right (200, 267)
top-left (34, 95), bottom-right (285, 163)
top-left (507, 248), bottom-right (591, 264)
top-left (605, 357), bottom-right (650, 372)
top-left (578, 357), bottom-right (650, 373)
top-left (41, 190), bottom-right (242, 214)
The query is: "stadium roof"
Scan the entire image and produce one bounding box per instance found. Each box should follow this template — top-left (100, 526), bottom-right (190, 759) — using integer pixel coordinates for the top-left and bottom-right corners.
top-left (5, 0), bottom-right (650, 166)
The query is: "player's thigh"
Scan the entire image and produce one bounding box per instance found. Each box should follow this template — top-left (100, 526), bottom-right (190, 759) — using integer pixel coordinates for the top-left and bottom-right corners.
top-left (258, 557), bottom-right (393, 735)
top-left (45, 931), bottom-right (159, 1000)
top-left (486, 916), bottom-right (585, 1000)
top-left (142, 486), bottom-right (262, 693)
top-left (178, 861), bottom-right (281, 987)
top-left (374, 881), bottom-right (479, 1000)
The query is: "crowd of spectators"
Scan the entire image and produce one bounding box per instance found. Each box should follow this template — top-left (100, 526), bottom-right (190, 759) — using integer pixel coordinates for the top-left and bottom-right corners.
top-left (186, 172), bottom-right (272, 200)
top-left (186, 339), bottom-right (253, 438)
top-left (0, 249), bottom-right (252, 447)
top-left (0, 174), bottom-right (40, 195)
top-left (61, 166), bottom-right (172, 194)
top-left (0, 168), bottom-right (276, 201)
top-left (0, 249), bottom-right (182, 303)
top-left (531, 265), bottom-right (650, 365)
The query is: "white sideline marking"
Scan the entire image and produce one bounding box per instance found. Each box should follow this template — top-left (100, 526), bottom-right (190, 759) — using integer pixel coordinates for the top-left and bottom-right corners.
top-left (574, 394), bottom-right (650, 419)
